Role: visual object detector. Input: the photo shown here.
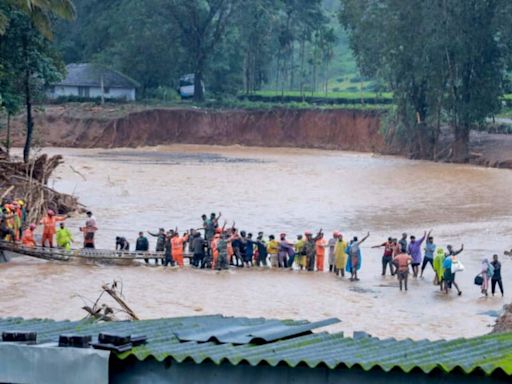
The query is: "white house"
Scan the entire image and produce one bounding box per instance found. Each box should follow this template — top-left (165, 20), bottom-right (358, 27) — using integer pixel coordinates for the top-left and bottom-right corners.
top-left (48, 63), bottom-right (139, 101)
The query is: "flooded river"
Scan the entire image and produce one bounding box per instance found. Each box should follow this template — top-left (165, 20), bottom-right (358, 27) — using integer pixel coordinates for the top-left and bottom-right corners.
top-left (1, 145), bottom-right (511, 340)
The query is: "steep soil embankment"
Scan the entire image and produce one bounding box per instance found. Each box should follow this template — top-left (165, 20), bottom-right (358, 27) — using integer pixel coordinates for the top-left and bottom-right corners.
top-left (10, 105), bottom-right (512, 168)
top-left (11, 106), bottom-right (388, 153)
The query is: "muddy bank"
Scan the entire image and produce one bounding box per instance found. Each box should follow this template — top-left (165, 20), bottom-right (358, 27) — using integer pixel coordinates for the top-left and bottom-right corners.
top-left (493, 304), bottom-right (512, 333)
top-left (10, 105), bottom-right (387, 153)
top-left (9, 104), bottom-right (512, 168)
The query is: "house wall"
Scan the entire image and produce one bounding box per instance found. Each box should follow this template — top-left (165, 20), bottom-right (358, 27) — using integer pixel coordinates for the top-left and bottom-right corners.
top-left (109, 359), bottom-right (509, 384)
top-left (0, 343), bottom-right (109, 384)
top-left (48, 86), bottom-right (136, 101)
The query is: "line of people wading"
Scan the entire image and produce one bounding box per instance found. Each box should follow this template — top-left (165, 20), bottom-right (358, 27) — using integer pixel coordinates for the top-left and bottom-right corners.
top-left (1, 206), bottom-right (505, 297)
top-left (120, 213), bottom-right (505, 298)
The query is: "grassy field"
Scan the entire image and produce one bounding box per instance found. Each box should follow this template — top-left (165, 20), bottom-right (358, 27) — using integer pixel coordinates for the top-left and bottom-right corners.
top-left (252, 90), bottom-right (393, 100)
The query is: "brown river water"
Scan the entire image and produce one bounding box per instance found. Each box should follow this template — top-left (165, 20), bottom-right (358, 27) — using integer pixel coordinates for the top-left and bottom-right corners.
top-left (1, 145), bottom-right (511, 340)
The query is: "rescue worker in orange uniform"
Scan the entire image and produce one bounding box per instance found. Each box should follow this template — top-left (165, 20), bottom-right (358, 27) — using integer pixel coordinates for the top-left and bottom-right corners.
top-left (315, 232), bottom-right (327, 272)
top-left (40, 210), bottom-right (65, 248)
top-left (21, 223), bottom-right (37, 248)
top-left (210, 230), bottom-right (221, 269)
top-left (171, 230), bottom-right (189, 267)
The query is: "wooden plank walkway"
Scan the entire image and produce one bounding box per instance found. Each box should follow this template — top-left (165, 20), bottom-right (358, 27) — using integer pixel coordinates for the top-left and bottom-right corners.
top-left (0, 241), bottom-right (193, 263)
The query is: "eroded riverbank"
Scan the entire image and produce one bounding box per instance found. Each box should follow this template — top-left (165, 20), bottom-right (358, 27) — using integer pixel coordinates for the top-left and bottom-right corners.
top-left (9, 104), bottom-right (512, 169)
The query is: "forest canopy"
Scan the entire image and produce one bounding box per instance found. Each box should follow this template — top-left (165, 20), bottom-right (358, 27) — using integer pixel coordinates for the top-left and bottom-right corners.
top-left (1, 0), bottom-right (512, 162)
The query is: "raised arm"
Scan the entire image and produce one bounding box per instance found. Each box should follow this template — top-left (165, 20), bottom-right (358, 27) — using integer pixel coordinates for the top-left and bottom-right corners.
top-left (418, 231), bottom-right (427, 245)
top-left (358, 232), bottom-right (370, 245)
top-left (313, 228), bottom-right (324, 241)
top-left (453, 244), bottom-right (464, 256)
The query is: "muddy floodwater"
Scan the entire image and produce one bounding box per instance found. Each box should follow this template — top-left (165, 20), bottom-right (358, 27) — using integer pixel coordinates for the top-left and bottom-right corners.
top-left (1, 145), bottom-right (511, 340)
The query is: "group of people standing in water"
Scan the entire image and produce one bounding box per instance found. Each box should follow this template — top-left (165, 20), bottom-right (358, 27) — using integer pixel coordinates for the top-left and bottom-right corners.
top-left (2, 203), bottom-right (505, 297)
top-left (127, 212), bottom-right (504, 298)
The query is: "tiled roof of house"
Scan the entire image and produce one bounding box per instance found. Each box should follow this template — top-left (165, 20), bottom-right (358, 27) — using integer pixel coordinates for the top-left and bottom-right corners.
top-left (54, 63), bottom-right (139, 88)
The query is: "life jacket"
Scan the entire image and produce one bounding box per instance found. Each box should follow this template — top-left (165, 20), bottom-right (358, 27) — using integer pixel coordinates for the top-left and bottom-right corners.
top-left (171, 237), bottom-right (184, 253)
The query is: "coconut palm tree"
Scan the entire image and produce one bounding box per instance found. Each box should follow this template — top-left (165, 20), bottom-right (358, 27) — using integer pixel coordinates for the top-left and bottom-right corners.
top-left (0, 0), bottom-right (76, 39)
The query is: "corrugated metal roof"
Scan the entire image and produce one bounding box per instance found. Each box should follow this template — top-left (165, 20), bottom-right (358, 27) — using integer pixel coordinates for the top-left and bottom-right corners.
top-left (175, 317), bottom-right (340, 344)
top-left (1, 316), bottom-right (511, 377)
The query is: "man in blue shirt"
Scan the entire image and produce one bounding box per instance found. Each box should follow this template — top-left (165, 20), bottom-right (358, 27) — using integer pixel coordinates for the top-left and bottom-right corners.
top-left (420, 235), bottom-right (436, 278)
top-left (442, 244), bottom-right (464, 295)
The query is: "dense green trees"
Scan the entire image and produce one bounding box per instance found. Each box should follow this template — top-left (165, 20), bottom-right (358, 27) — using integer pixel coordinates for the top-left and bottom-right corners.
top-left (3, 0), bottom-right (512, 163)
top-left (54, 0), bottom-right (335, 98)
top-left (340, 0), bottom-right (512, 161)
top-left (0, 1), bottom-right (74, 162)
top-left (0, 0), bottom-right (75, 38)
top-left (164, 0), bottom-right (236, 101)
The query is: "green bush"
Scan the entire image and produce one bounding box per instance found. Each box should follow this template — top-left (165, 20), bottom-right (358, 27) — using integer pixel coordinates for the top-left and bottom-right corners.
top-left (145, 86), bottom-right (180, 101)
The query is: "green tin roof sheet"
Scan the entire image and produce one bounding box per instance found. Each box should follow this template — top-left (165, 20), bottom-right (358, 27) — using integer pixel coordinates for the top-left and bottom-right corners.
top-left (1, 315), bottom-right (511, 377)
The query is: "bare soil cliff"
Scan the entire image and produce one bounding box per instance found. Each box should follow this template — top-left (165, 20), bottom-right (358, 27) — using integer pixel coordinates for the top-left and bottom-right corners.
top-left (11, 106), bottom-right (386, 152)
top-left (9, 104), bottom-right (512, 169)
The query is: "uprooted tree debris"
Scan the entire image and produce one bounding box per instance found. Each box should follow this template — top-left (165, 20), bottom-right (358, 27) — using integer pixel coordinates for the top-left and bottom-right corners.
top-left (0, 149), bottom-right (83, 223)
top-left (79, 281), bottom-right (139, 322)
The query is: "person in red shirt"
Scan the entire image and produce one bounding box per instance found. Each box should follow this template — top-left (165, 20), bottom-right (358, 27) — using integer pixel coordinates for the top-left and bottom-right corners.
top-left (40, 210), bottom-right (65, 248)
top-left (372, 237), bottom-right (396, 276)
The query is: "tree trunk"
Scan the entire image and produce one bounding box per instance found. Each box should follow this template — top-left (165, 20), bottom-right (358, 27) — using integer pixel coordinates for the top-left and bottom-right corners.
top-left (23, 66), bottom-right (33, 164)
top-left (300, 39), bottom-right (305, 98)
top-left (6, 113), bottom-right (11, 158)
top-left (312, 56), bottom-right (317, 96)
top-left (243, 53), bottom-right (249, 94)
top-left (452, 124), bottom-right (470, 163)
top-left (289, 44), bottom-right (294, 91)
top-left (22, 25), bottom-right (33, 164)
top-left (275, 55), bottom-right (280, 94)
top-left (324, 62), bottom-right (329, 96)
top-left (193, 69), bottom-right (204, 102)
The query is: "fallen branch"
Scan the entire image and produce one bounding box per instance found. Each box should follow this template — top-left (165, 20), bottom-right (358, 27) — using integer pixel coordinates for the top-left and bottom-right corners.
top-left (0, 185), bottom-right (14, 200)
top-left (77, 280), bottom-right (139, 322)
top-left (102, 281), bottom-right (139, 320)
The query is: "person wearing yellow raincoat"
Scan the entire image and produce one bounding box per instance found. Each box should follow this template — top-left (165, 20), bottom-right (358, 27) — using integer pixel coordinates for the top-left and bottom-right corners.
top-left (433, 247), bottom-right (446, 290)
top-left (334, 233), bottom-right (348, 277)
top-left (56, 222), bottom-right (73, 251)
top-left (294, 235), bottom-right (306, 270)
